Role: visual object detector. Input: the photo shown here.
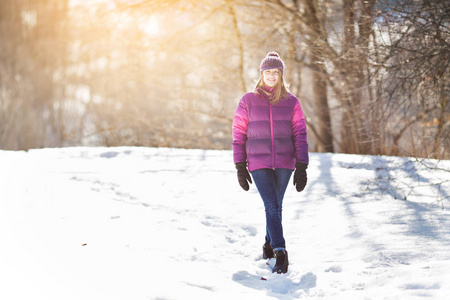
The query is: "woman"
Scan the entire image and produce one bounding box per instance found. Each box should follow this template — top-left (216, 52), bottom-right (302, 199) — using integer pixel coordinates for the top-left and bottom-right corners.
top-left (232, 51), bottom-right (308, 274)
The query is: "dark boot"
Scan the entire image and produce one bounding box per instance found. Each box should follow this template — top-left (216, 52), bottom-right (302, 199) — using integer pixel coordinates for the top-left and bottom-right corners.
top-left (272, 250), bottom-right (288, 274)
top-left (263, 243), bottom-right (274, 259)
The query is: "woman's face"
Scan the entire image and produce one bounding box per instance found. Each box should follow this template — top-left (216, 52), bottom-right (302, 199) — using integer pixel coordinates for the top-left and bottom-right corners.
top-left (263, 68), bottom-right (280, 87)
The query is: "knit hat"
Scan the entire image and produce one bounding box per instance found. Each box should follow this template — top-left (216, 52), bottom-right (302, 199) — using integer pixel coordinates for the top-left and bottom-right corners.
top-left (260, 51), bottom-right (285, 75)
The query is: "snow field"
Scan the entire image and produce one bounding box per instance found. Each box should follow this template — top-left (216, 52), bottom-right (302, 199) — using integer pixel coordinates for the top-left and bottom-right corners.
top-left (1, 147), bottom-right (449, 299)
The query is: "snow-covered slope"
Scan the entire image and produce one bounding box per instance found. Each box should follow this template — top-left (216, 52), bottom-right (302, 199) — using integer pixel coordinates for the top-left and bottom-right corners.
top-left (1, 147), bottom-right (449, 299)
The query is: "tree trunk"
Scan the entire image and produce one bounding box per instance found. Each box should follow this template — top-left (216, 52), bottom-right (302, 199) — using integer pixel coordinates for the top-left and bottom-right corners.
top-left (303, 0), bottom-right (334, 152)
top-left (227, 2), bottom-right (246, 94)
top-left (339, 0), bottom-right (373, 154)
top-left (432, 80), bottom-right (447, 157)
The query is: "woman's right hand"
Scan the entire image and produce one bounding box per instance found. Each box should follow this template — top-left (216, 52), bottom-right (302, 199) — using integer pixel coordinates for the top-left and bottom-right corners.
top-left (235, 162), bottom-right (252, 191)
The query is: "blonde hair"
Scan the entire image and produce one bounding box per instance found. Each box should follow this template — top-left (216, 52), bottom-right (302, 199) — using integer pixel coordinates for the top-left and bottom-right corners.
top-left (254, 71), bottom-right (290, 104)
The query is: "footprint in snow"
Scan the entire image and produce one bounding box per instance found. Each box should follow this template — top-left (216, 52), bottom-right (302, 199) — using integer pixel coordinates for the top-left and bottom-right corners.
top-left (298, 272), bottom-right (317, 291)
top-left (325, 265), bottom-right (343, 273)
top-left (100, 151), bottom-right (119, 158)
top-left (241, 225), bottom-right (258, 236)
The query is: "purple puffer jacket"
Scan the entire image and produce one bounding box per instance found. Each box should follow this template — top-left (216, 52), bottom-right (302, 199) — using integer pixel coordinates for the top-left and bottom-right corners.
top-left (232, 89), bottom-right (308, 172)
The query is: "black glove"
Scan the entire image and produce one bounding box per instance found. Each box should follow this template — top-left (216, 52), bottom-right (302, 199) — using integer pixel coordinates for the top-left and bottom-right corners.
top-left (235, 162), bottom-right (252, 191)
top-left (293, 163), bottom-right (308, 192)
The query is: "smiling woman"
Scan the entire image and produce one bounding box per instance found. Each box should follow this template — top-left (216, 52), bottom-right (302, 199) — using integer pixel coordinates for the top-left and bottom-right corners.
top-left (254, 52), bottom-right (290, 105)
top-left (232, 51), bottom-right (309, 275)
top-left (262, 69), bottom-right (280, 87)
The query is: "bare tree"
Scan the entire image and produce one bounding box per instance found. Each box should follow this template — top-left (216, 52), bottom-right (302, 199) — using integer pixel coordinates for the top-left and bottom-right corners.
top-left (0, 0), bottom-right (70, 150)
top-left (377, 0), bottom-right (449, 158)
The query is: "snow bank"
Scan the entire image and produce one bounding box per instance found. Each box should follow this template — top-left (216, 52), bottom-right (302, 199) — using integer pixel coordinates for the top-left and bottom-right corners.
top-left (1, 147), bottom-right (449, 299)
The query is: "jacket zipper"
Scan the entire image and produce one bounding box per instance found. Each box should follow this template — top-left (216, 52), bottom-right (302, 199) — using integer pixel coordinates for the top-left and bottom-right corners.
top-left (269, 102), bottom-right (275, 169)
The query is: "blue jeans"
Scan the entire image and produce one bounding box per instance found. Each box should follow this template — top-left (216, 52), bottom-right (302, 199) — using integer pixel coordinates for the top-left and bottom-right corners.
top-left (251, 168), bottom-right (293, 250)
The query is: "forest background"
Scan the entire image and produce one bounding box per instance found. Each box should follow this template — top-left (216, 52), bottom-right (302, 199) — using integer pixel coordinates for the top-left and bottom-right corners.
top-left (0, 0), bottom-right (448, 159)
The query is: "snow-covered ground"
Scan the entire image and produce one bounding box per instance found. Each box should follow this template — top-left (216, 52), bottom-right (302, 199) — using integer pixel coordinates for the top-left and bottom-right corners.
top-left (0, 147), bottom-right (449, 300)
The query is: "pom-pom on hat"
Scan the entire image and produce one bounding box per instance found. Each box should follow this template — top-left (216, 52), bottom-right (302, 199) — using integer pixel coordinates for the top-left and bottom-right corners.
top-left (260, 51), bottom-right (285, 75)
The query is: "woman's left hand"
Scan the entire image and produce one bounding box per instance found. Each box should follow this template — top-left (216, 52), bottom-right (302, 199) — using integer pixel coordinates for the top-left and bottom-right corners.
top-left (293, 163), bottom-right (308, 192)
